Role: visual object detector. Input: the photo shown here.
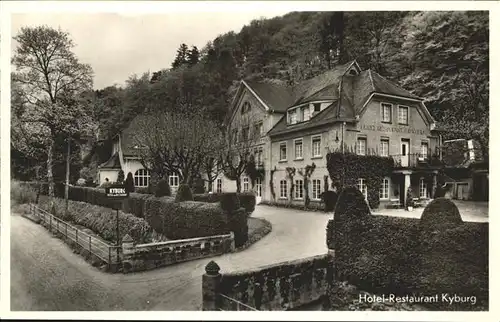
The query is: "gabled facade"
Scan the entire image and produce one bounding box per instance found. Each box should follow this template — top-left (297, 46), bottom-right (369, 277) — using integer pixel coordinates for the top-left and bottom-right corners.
top-left (97, 115), bottom-right (181, 191)
top-left (225, 60), bottom-right (447, 208)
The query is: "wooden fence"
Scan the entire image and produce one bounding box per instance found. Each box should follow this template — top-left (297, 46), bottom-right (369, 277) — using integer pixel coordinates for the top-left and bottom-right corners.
top-left (30, 204), bottom-right (121, 267)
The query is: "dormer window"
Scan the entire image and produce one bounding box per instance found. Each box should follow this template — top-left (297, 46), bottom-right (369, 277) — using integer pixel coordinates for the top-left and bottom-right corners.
top-left (303, 106), bottom-right (310, 121)
top-left (289, 110), bottom-right (297, 124)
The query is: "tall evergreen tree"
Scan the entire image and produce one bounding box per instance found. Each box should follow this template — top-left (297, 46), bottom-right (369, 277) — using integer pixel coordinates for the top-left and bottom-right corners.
top-left (187, 46), bottom-right (200, 66)
top-left (172, 43), bottom-right (189, 68)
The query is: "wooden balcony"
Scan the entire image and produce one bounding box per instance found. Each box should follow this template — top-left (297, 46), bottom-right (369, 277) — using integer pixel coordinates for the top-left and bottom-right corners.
top-left (391, 153), bottom-right (443, 169)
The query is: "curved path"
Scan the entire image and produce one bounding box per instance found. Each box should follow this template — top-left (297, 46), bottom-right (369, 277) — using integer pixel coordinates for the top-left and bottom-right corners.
top-left (11, 206), bottom-right (331, 311)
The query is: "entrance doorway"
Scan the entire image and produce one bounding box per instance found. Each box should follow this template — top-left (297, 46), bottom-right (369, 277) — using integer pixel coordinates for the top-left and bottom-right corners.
top-left (255, 177), bottom-right (262, 204)
top-left (401, 139), bottom-right (410, 167)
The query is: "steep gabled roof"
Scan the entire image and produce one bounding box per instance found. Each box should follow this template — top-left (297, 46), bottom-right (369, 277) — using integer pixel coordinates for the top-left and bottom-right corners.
top-left (120, 114), bottom-right (155, 157)
top-left (243, 79), bottom-right (294, 113)
top-left (351, 70), bottom-right (375, 113)
top-left (98, 153), bottom-right (121, 169)
top-left (370, 71), bottom-right (421, 100)
top-left (292, 61), bottom-right (355, 105)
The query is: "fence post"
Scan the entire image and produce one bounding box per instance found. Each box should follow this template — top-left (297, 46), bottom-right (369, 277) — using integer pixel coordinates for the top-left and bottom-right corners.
top-left (121, 234), bottom-right (134, 273)
top-left (65, 222), bottom-right (68, 238)
top-left (202, 260), bottom-right (222, 311)
top-left (76, 228), bottom-right (79, 244)
top-left (49, 215), bottom-right (52, 232)
top-left (89, 236), bottom-right (92, 253)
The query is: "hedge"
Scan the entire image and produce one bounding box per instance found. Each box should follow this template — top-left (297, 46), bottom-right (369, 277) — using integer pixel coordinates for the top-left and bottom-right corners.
top-left (143, 196), bottom-right (230, 239)
top-left (327, 188), bottom-right (489, 310)
top-left (193, 192), bottom-right (256, 215)
top-left (326, 152), bottom-right (394, 209)
top-left (30, 182), bottom-right (249, 245)
top-left (175, 184), bottom-right (194, 202)
top-left (37, 195), bottom-right (164, 244)
top-left (259, 200), bottom-right (324, 212)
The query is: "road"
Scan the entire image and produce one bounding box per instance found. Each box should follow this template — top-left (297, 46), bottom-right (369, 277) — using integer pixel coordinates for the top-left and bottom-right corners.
top-left (11, 206), bottom-right (331, 311)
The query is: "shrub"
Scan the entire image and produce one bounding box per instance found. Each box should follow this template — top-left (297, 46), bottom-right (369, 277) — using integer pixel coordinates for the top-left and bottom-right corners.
top-left (420, 198), bottom-right (463, 231)
top-left (237, 192), bottom-right (256, 215)
top-left (417, 222), bottom-right (488, 310)
top-left (229, 207), bottom-right (248, 247)
top-left (100, 181), bottom-right (113, 188)
top-left (125, 172), bottom-right (135, 193)
top-left (326, 219), bottom-right (334, 249)
top-left (11, 181), bottom-right (37, 205)
top-left (117, 170), bottom-right (125, 183)
top-left (219, 193), bottom-right (241, 213)
top-left (38, 195), bottom-right (164, 244)
top-left (326, 152), bottom-right (394, 209)
top-left (405, 187), bottom-right (414, 209)
top-left (322, 190), bottom-right (338, 212)
top-left (193, 192), bottom-right (256, 215)
top-left (192, 178), bottom-right (205, 194)
top-left (143, 196), bottom-right (231, 240)
top-left (155, 179), bottom-right (171, 197)
top-left (135, 187), bottom-right (152, 194)
top-left (334, 186), bottom-right (371, 220)
top-left (76, 178), bottom-right (86, 186)
top-left (175, 184), bottom-right (194, 202)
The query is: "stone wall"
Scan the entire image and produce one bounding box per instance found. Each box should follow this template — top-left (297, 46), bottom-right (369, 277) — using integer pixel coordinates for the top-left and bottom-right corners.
top-left (202, 253), bottom-right (334, 311)
top-left (121, 232), bottom-right (235, 273)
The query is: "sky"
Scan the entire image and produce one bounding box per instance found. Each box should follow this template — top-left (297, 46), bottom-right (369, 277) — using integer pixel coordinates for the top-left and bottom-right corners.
top-left (11, 11), bottom-right (290, 89)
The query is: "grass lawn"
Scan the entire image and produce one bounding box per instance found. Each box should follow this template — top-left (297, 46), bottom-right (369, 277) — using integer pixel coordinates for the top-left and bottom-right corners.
top-left (237, 216), bottom-right (272, 251)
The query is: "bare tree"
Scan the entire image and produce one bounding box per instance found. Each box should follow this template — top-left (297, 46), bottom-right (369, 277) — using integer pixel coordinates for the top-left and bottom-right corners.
top-left (12, 26), bottom-right (94, 197)
top-left (133, 109), bottom-right (225, 186)
top-left (221, 115), bottom-right (259, 192)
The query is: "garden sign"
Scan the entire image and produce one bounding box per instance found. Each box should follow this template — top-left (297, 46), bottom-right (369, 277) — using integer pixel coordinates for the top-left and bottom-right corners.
top-left (105, 185), bottom-right (129, 199)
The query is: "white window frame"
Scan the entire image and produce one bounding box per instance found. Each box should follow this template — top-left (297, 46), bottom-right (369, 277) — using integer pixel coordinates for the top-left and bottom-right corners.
top-left (294, 179), bottom-right (304, 200)
top-left (421, 141), bottom-right (429, 159)
top-left (357, 178), bottom-right (367, 200)
top-left (243, 177), bottom-right (249, 192)
top-left (419, 178), bottom-right (427, 198)
top-left (294, 138), bottom-right (303, 160)
top-left (357, 137), bottom-right (367, 156)
top-left (380, 138), bottom-right (389, 157)
top-left (134, 169), bottom-right (150, 188)
top-left (398, 105), bottom-right (409, 125)
top-left (216, 178), bottom-right (222, 193)
top-left (379, 177), bottom-right (390, 200)
top-left (303, 106), bottom-right (311, 121)
top-left (255, 146), bottom-right (263, 166)
top-left (312, 135), bottom-right (322, 157)
top-left (312, 179), bottom-right (321, 200)
top-left (279, 142), bottom-right (287, 161)
top-left (289, 110), bottom-right (297, 124)
top-left (168, 173), bottom-right (180, 188)
top-left (381, 102), bottom-right (392, 123)
top-left (279, 179), bottom-right (288, 199)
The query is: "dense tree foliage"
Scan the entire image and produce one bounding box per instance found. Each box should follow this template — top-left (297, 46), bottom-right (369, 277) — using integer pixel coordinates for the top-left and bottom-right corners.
top-left (12, 12), bottom-right (489, 183)
top-left (11, 26), bottom-right (95, 194)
